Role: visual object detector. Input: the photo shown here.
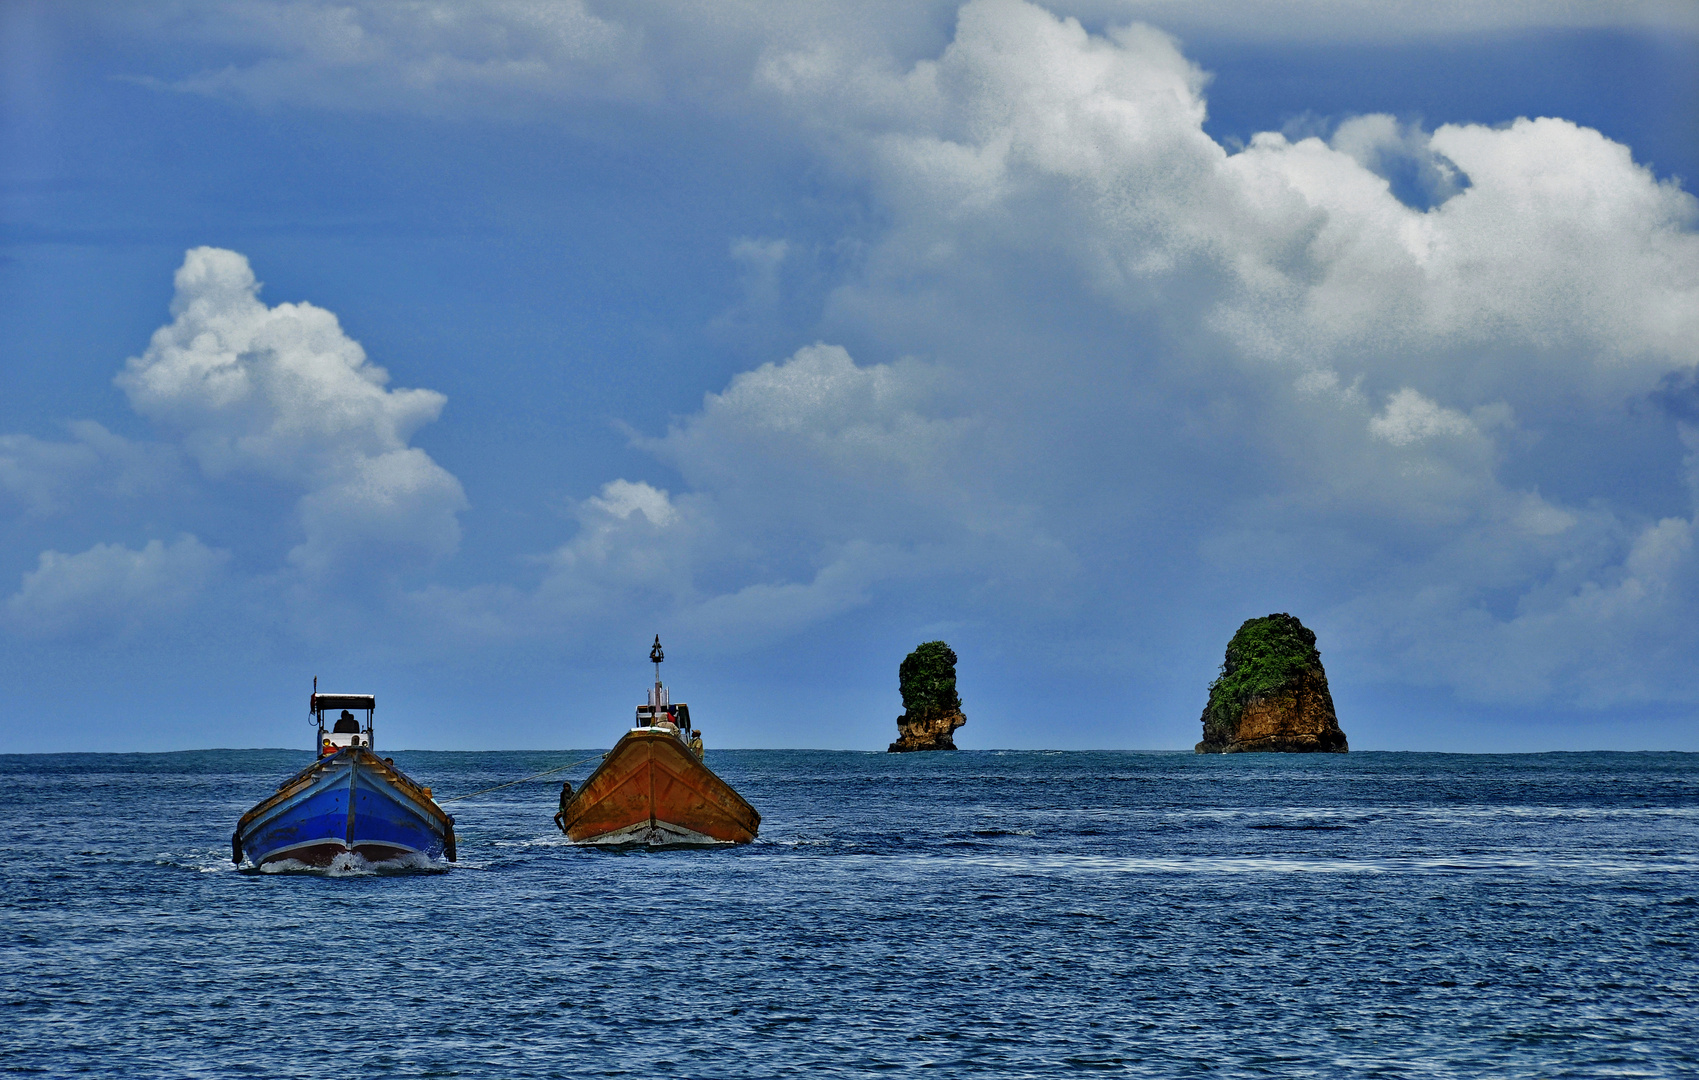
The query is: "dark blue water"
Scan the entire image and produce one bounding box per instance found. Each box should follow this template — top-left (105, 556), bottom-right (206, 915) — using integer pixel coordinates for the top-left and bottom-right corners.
top-left (2, 750), bottom-right (1695, 1078)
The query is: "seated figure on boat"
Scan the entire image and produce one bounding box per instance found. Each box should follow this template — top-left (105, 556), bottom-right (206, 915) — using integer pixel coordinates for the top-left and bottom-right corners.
top-left (321, 710), bottom-right (365, 755)
top-left (318, 698), bottom-right (374, 754)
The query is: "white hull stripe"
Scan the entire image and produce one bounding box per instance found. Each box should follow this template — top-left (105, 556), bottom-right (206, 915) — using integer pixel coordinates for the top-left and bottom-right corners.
top-left (573, 818), bottom-right (729, 848)
top-left (259, 837), bottom-right (424, 861)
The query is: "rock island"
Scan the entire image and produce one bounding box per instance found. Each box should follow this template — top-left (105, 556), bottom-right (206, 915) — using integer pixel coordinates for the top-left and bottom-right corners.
top-left (888, 640), bottom-right (967, 752)
top-left (1196, 613), bottom-right (1347, 753)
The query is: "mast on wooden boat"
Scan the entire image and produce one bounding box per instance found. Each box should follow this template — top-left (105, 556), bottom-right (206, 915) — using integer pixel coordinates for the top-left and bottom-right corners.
top-left (650, 634), bottom-right (665, 725)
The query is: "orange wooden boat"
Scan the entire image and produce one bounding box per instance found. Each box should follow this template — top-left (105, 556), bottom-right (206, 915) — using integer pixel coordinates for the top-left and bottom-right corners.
top-left (555, 637), bottom-right (760, 847)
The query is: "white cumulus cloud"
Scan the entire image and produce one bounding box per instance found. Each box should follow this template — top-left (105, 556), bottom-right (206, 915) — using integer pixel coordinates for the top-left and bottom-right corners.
top-left (494, 343), bottom-right (1075, 654)
top-left (4, 535), bottom-right (231, 640)
top-left (1368, 388), bottom-right (1480, 447)
top-left (0, 422), bottom-right (184, 518)
top-left (748, 0), bottom-right (1699, 706)
top-left (117, 247), bottom-right (467, 582)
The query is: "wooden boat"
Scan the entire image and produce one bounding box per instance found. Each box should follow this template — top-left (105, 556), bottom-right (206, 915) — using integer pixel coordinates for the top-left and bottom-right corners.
top-left (555, 637), bottom-right (759, 847)
top-left (232, 686), bottom-right (456, 868)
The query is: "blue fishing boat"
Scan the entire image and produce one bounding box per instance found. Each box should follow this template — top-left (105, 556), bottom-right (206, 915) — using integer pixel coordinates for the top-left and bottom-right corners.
top-left (232, 686), bottom-right (456, 868)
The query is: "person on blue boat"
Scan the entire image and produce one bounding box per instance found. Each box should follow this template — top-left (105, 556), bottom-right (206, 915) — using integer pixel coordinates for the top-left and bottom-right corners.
top-left (318, 709), bottom-right (362, 756)
top-left (235, 683), bottom-right (457, 866)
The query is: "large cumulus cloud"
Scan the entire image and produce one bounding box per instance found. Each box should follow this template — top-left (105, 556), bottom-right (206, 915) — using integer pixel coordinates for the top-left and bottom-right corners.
top-left (2, 247), bottom-right (466, 639)
top-left (4, 535), bottom-right (230, 640)
top-left (497, 343), bottom-right (1073, 655)
top-left (745, 0), bottom-right (1699, 705)
top-left (117, 247), bottom-right (466, 583)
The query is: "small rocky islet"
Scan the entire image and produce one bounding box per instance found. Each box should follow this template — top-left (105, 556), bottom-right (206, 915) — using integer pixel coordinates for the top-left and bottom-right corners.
top-left (1196, 613), bottom-right (1347, 753)
top-left (887, 640), bottom-right (966, 752)
top-left (883, 619), bottom-right (1346, 753)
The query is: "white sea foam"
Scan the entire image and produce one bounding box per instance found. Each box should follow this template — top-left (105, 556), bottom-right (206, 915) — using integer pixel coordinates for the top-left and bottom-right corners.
top-left (154, 848), bottom-right (243, 874)
top-left (256, 850), bottom-right (449, 876)
top-left (864, 852), bottom-right (1699, 876)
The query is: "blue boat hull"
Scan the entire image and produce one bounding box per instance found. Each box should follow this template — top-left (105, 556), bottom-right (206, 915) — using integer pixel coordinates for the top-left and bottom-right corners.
top-left (234, 749), bottom-right (455, 867)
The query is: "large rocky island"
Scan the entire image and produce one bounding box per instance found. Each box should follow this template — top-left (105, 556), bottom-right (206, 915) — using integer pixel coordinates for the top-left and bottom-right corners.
top-left (888, 641), bottom-right (967, 752)
top-left (1196, 613), bottom-right (1347, 753)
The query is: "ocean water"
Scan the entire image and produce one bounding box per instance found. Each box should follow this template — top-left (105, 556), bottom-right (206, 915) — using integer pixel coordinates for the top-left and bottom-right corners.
top-left (1, 749), bottom-right (1695, 1078)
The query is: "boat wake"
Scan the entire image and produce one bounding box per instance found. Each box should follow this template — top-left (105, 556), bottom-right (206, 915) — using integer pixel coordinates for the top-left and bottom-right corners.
top-left (255, 851), bottom-right (450, 877)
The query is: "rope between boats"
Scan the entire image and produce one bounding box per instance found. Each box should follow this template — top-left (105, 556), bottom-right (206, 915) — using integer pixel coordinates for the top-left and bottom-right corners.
top-left (439, 756), bottom-right (602, 803)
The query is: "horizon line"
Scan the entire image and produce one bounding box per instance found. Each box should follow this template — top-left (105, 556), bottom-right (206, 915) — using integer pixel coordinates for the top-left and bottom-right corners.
top-left (2, 746), bottom-right (1695, 757)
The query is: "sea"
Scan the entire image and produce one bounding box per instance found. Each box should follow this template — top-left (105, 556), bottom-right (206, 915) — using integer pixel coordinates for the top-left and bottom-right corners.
top-left (1, 749), bottom-right (1695, 1078)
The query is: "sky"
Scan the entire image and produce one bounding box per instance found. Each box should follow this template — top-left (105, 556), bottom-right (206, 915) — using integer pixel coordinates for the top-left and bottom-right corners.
top-left (2, 0), bottom-right (1697, 753)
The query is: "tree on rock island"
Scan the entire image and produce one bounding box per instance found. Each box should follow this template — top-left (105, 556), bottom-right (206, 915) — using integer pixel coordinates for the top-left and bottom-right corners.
top-left (888, 641), bottom-right (967, 752)
top-left (1197, 614), bottom-right (1348, 753)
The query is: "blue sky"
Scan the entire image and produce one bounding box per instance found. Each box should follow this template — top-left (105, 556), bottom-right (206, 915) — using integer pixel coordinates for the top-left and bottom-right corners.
top-left (3, 0), bottom-right (1697, 752)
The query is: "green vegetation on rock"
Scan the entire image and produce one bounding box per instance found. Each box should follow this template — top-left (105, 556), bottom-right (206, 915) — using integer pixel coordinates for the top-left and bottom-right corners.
top-left (1197, 612), bottom-right (1346, 754)
top-left (1202, 614), bottom-right (1322, 738)
top-left (899, 641), bottom-right (960, 717)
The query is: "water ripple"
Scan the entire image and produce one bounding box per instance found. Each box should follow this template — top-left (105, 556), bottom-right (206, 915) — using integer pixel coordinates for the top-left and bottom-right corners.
top-left (0, 749), bottom-right (1695, 1078)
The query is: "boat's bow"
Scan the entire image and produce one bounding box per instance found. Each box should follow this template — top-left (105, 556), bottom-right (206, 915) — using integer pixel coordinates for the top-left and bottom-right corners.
top-left (558, 728), bottom-right (759, 846)
top-left (234, 747), bottom-right (456, 867)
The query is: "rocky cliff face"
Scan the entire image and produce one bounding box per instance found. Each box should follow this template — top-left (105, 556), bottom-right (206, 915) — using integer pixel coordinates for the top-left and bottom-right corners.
top-left (1196, 613), bottom-right (1347, 754)
top-left (888, 640), bottom-right (966, 752)
top-left (889, 707), bottom-right (967, 752)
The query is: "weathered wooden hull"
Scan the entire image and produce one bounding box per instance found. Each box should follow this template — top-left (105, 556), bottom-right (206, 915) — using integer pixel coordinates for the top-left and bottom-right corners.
top-left (234, 748), bottom-right (456, 867)
top-left (558, 729), bottom-right (759, 846)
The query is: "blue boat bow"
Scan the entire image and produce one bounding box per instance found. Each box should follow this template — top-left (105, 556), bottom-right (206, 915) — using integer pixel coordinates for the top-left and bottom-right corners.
top-left (233, 686), bottom-right (455, 868)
